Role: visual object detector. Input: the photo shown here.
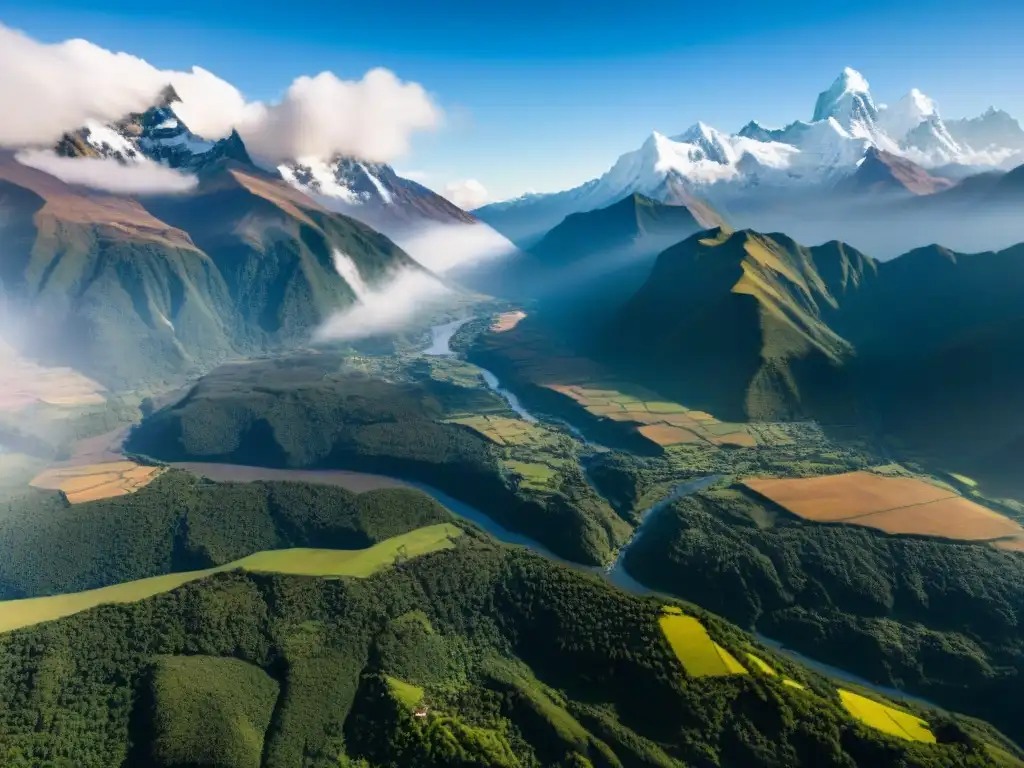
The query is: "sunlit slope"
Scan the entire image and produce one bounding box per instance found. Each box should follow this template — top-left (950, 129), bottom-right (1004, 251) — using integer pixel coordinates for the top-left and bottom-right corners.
top-left (612, 228), bottom-right (876, 420)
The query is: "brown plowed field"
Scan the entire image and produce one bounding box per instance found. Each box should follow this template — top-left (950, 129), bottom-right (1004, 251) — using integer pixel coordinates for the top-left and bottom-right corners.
top-left (743, 471), bottom-right (1024, 542)
top-left (30, 461), bottom-right (165, 504)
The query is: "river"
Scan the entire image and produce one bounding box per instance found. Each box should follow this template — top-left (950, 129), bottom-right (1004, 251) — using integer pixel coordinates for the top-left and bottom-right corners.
top-left (424, 316), bottom-right (537, 423)
top-left (176, 317), bottom-right (932, 708)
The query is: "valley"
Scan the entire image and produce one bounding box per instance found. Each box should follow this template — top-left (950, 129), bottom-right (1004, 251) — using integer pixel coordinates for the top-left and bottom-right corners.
top-left (1, 28), bottom-right (1024, 766)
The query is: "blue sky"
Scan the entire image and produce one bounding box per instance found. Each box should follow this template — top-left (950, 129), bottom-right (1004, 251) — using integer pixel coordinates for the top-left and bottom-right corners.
top-left (2, 0), bottom-right (1022, 201)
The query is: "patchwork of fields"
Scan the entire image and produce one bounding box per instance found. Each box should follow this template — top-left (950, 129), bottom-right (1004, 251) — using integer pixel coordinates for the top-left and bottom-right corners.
top-left (30, 460), bottom-right (165, 503)
top-left (474, 323), bottom-right (759, 450)
top-left (0, 523), bottom-right (462, 634)
top-left (743, 471), bottom-right (1024, 545)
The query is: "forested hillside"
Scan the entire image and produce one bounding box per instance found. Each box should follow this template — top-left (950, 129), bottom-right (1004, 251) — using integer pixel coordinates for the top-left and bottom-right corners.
top-left (0, 540), bottom-right (1016, 767)
top-left (624, 486), bottom-right (1024, 745)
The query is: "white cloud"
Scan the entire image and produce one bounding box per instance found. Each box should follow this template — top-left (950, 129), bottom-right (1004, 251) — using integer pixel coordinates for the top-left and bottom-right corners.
top-left (0, 22), bottom-right (442, 165)
top-left (393, 223), bottom-right (519, 273)
top-left (314, 268), bottom-right (452, 342)
top-left (442, 179), bottom-right (489, 210)
top-left (14, 150), bottom-right (198, 194)
top-left (238, 69), bottom-right (440, 164)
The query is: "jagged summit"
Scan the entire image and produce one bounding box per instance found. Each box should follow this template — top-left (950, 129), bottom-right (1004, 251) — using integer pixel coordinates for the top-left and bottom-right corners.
top-left (812, 67), bottom-right (884, 144)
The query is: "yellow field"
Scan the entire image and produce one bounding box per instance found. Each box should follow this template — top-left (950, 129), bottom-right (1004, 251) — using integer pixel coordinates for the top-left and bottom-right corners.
top-left (745, 652), bottom-right (777, 676)
top-left (658, 610), bottom-right (748, 678)
top-left (743, 471), bottom-right (1024, 543)
top-left (838, 689), bottom-right (935, 743)
top-left (30, 461), bottom-right (165, 503)
top-left (0, 523), bottom-right (461, 634)
top-left (745, 651), bottom-right (806, 689)
top-left (638, 424), bottom-right (702, 445)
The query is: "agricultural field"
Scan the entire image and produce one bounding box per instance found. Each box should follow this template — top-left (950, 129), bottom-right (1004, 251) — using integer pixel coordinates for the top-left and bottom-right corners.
top-left (446, 415), bottom-right (543, 446)
top-left (743, 471), bottom-right (1024, 544)
top-left (0, 341), bottom-right (107, 411)
top-left (30, 460), bottom-right (165, 503)
top-left (657, 607), bottom-right (748, 678)
top-left (838, 690), bottom-right (936, 743)
top-left (0, 523), bottom-right (461, 634)
top-left (490, 310), bottom-right (528, 333)
top-left (744, 652), bottom-right (806, 690)
top-left (504, 460), bottom-right (558, 492)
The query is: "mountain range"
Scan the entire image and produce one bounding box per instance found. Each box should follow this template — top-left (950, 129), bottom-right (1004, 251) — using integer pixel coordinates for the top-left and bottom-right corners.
top-left (475, 68), bottom-right (1024, 249)
top-left (603, 226), bottom-right (1024, 491)
top-left (51, 87), bottom-right (478, 238)
top-left (0, 146), bottom-right (425, 389)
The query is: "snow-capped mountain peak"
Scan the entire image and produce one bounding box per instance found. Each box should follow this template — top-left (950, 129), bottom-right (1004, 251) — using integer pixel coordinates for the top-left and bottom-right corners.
top-left (878, 88), bottom-right (941, 142)
top-left (812, 68), bottom-right (884, 144)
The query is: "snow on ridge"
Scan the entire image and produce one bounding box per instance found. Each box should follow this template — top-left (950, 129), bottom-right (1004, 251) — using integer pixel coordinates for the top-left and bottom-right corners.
top-left (359, 163), bottom-right (393, 204)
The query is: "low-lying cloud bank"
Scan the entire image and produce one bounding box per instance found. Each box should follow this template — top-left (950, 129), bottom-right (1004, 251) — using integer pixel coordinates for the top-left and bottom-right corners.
top-left (314, 269), bottom-right (452, 342)
top-left (15, 150), bottom-right (199, 194)
top-left (393, 222), bottom-right (519, 273)
top-left (443, 178), bottom-right (489, 210)
top-left (314, 251), bottom-right (453, 343)
top-left (0, 23), bottom-right (441, 164)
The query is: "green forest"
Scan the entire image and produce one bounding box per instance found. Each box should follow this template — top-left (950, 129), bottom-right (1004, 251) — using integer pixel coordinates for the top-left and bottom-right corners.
top-left (127, 356), bottom-right (628, 565)
top-left (623, 486), bottom-right (1024, 745)
top-left (0, 471), bottom-right (450, 598)
top-left (0, 536), bottom-right (1018, 768)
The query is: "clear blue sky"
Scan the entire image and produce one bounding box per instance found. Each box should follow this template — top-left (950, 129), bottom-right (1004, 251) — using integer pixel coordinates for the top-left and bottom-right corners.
top-left (2, 0), bottom-right (1022, 201)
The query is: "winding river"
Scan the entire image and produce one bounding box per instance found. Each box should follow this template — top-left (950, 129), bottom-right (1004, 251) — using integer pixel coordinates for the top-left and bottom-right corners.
top-left (175, 317), bottom-right (932, 708)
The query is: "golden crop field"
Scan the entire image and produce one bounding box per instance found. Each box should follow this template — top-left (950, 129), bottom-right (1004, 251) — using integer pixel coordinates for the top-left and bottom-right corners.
top-left (658, 610), bottom-right (748, 678)
top-left (743, 471), bottom-right (1024, 543)
top-left (490, 311), bottom-right (528, 333)
top-left (838, 689), bottom-right (935, 743)
top-left (30, 461), bottom-right (165, 503)
top-left (638, 424), bottom-right (702, 446)
top-left (0, 523), bottom-right (461, 634)
top-left (477, 325), bottom-right (762, 450)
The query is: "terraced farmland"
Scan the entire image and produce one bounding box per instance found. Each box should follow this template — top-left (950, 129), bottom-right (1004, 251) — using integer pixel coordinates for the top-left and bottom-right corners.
top-left (743, 471), bottom-right (1024, 544)
top-left (30, 461), bottom-right (165, 503)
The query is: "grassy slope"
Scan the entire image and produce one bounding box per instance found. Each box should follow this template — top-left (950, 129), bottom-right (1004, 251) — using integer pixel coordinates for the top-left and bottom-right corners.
top-left (0, 523), bottom-right (460, 634)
